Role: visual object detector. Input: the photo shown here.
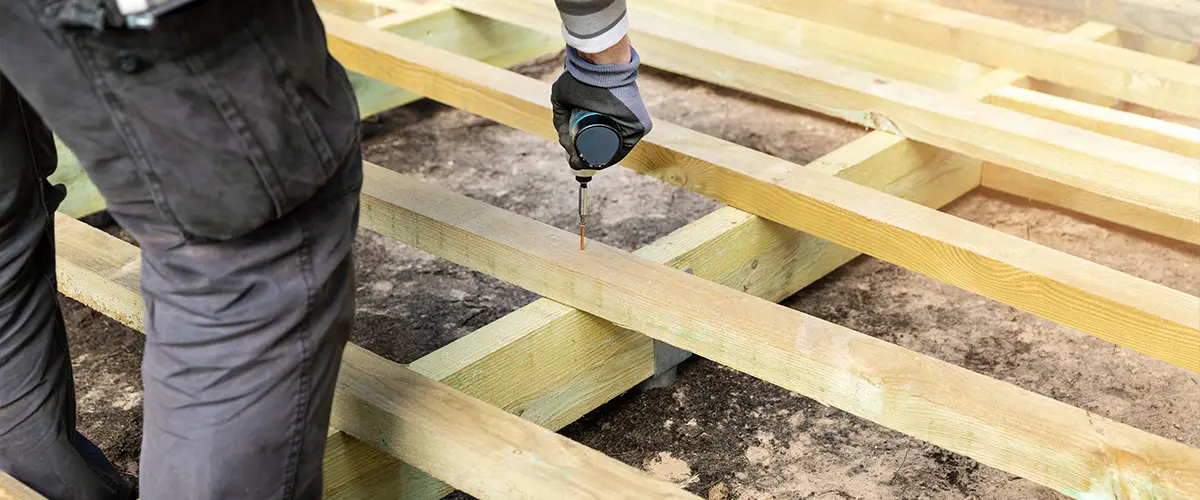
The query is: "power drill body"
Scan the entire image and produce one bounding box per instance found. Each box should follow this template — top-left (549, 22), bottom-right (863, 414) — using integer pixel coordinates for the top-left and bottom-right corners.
top-left (568, 110), bottom-right (622, 251)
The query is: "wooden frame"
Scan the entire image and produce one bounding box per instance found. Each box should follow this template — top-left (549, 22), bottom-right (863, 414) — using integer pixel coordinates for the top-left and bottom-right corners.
top-left (997, 0), bottom-right (1200, 46)
top-left (8, 0), bottom-right (1198, 498)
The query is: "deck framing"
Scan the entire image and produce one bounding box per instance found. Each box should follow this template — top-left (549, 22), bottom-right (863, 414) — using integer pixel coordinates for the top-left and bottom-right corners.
top-left (8, 0), bottom-right (1198, 499)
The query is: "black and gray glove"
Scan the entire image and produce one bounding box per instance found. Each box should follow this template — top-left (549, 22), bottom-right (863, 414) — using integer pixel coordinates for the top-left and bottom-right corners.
top-left (551, 45), bottom-right (653, 175)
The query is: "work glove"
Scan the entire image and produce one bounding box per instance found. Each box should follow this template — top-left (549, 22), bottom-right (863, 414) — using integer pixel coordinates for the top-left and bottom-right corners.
top-left (551, 45), bottom-right (653, 174)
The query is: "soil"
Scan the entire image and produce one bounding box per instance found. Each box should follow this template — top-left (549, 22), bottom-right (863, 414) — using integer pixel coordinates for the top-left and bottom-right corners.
top-left (54, 1), bottom-right (1200, 498)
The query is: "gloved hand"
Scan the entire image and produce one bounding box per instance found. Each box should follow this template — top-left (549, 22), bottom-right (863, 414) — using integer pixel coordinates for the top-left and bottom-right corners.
top-left (551, 44), bottom-right (653, 175)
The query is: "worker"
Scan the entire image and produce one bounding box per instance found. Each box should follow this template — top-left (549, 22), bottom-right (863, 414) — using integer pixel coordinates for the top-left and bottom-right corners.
top-left (0, 0), bottom-right (652, 498)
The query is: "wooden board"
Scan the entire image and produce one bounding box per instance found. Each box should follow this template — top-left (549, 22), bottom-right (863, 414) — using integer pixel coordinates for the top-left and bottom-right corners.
top-left (1001, 0), bottom-right (1200, 45)
top-left (443, 0), bottom-right (1200, 245)
top-left (51, 213), bottom-right (699, 500)
top-left (357, 166), bottom-right (1200, 499)
top-left (638, 0), bottom-right (990, 91)
top-left (609, 0), bottom-right (1200, 242)
top-left (331, 346), bottom-right (701, 500)
top-left (344, 131), bottom-right (981, 499)
top-left (987, 85), bottom-right (1200, 157)
top-left (337, 2), bottom-right (562, 118)
top-left (744, 0), bottom-right (1200, 120)
top-left (0, 472), bottom-right (44, 500)
top-left (322, 13), bottom-right (1200, 373)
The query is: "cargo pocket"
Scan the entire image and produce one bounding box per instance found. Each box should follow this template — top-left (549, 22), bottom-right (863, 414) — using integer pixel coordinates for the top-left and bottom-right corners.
top-left (64, 15), bottom-right (360, 241)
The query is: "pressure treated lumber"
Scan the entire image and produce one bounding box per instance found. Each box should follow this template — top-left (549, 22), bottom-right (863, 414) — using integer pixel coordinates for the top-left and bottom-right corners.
top-left (643, 0), bottom-right (988, 90)
top-left (1002, 0), bottom-right (1200, 45)
top-left (360, 167), bottom-right (1200, 498)
top-left (331, 347), bottom-right (701, 500)
top-left (51, 145), bottom-right (975, 500)
top-left (52, 214), bottom-right (699, 500)
top-left (345, 131), bottom-right (981, 500)
top-left (322, 12), bottom-right (1200, 372)
top-left (424, 0), bottom-right (1200, 240)
top-left (323, 431), bottom-right (441, 499)
top-left (0, 472), bottom-right (44, 500)
top-left (444, 0), bottom-right (1200, 245)
top-left (981, 84), bottom-right (1200, 221)
top-left (324, 0), bottom-right (561, 118)
top-left (987, 85), bottom-right (1200, 157)
top-left (637, 0), bottom-right (1199, 158)
top-left (744, 0), bottom-right (1200, 120)
top-left (621, 0), bottom-right (1200, 241)
top-left (636, 0), bottom-right (987, 91)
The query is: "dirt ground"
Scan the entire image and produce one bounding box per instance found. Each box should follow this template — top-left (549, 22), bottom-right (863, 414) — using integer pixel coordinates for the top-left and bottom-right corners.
top-left (58, 1), bottom-right (1199, 498)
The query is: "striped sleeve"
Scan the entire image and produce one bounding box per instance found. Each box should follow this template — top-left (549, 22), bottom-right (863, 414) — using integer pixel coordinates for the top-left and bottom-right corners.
top-left (554, 0), bottom-right (629, 53)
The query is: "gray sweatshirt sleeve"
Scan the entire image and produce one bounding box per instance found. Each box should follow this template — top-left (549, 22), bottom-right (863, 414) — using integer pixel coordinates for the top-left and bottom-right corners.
top-left (554, 0), bottom-right (629, 53)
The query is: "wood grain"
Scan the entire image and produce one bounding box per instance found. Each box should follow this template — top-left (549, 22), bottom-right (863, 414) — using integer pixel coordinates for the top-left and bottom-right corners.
top-left (350, 134), bottom-right (980, 499)
top-left (639, 0), bottom-right (990, 91)
top-left (331, 347), bottom-right (701, 500)
top-left (987, 85), bottom-right (1200, 157)
top-left (323, 13), bottom-right (1200, 372)
top-left (0, 472), bottom-right (44, 500)
top-left (612, 0), bottom-right (1200, 242)
top-left (1001, 0), bottom-right (1200, 45)
top-left (444, 0), bottom-right (1200, 244)
top-left (51, 214), bottom-right (698, 500)
top-left (359, 167), bottom-right (1200, 499)
top-left (745, 0), bottom-right (1200, 119)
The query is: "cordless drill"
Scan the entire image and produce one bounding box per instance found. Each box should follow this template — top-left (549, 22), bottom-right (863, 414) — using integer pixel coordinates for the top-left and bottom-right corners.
top-left (568, 110), bottom-right (622, 251)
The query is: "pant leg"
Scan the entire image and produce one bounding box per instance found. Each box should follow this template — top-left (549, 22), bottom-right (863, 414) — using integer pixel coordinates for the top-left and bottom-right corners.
top-left (131, 149), bottom-right (361, 500)
top-left (0, 76), bottom-right (132, 499)
top-left (0, 1), bottom-right (363, 498)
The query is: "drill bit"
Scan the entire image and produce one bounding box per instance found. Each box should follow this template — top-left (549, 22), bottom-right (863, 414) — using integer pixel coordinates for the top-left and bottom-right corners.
top-left (578, 182), bottom-right (588, 251)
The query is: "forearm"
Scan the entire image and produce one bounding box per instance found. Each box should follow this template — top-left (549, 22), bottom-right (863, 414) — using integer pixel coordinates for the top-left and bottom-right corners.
top-left (554, 0), bottom-right (629, 55)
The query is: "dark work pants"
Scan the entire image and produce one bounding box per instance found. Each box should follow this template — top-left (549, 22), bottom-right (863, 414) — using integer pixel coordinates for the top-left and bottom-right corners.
top-left (0, 1), bottom-right (363, 498)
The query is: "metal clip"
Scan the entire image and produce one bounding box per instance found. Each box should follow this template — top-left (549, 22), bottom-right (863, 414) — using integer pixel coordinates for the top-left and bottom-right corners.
top-left (119, 0), bottom-right (196, 30)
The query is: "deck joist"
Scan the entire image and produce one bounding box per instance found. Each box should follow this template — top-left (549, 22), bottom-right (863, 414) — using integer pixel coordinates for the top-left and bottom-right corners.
top-left (7, 0), bottom-right (1199, 499)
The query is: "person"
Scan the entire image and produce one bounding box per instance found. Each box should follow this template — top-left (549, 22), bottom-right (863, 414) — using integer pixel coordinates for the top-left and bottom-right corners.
top-left (0, 0), bottom-right (652, 498)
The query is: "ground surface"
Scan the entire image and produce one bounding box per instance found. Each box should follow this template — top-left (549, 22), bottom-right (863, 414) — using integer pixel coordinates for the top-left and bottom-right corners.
top-left (58, 1), bottom-right (1199, 498)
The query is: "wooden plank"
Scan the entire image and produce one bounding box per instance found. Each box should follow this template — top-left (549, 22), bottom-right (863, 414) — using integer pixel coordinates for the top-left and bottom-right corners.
top-left (348, 124), bottom-right (981, 500)
top-left (629, 1), bottom-right (1194, 152)
top-left (52, 214), bottom-right (699, 500)
top-left (323, 431), bottom-right (441, 499)
top-left (364, 1), bottom-right (451, 28)
top-left (1001, 0), bottom-right (1200, 45)
top-left (313, 0), bottom-right (392, 21)
top-left (638, 0), bottom-right (990, 91)
top-left (50, 143), bottom-right (976, 500)
top-left (601, 1), bottom-right (1200, 241)
top-left (332, 346), bottom-right (701, 500)
top-left (442, 0), bottom-right (1200, 245)
top-left (347, 4), bottom-right (562, 118)
top-left (358, 167), bottom-right (1200, 499)
top-left (322, 12), bottom-right (1200, 372)
top-left (743, 0), bottom-right (1200, 120)
top-left (0, 472), bottom-right (45, 500)
top-left (986, 85), bottom-right (1200, 157)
